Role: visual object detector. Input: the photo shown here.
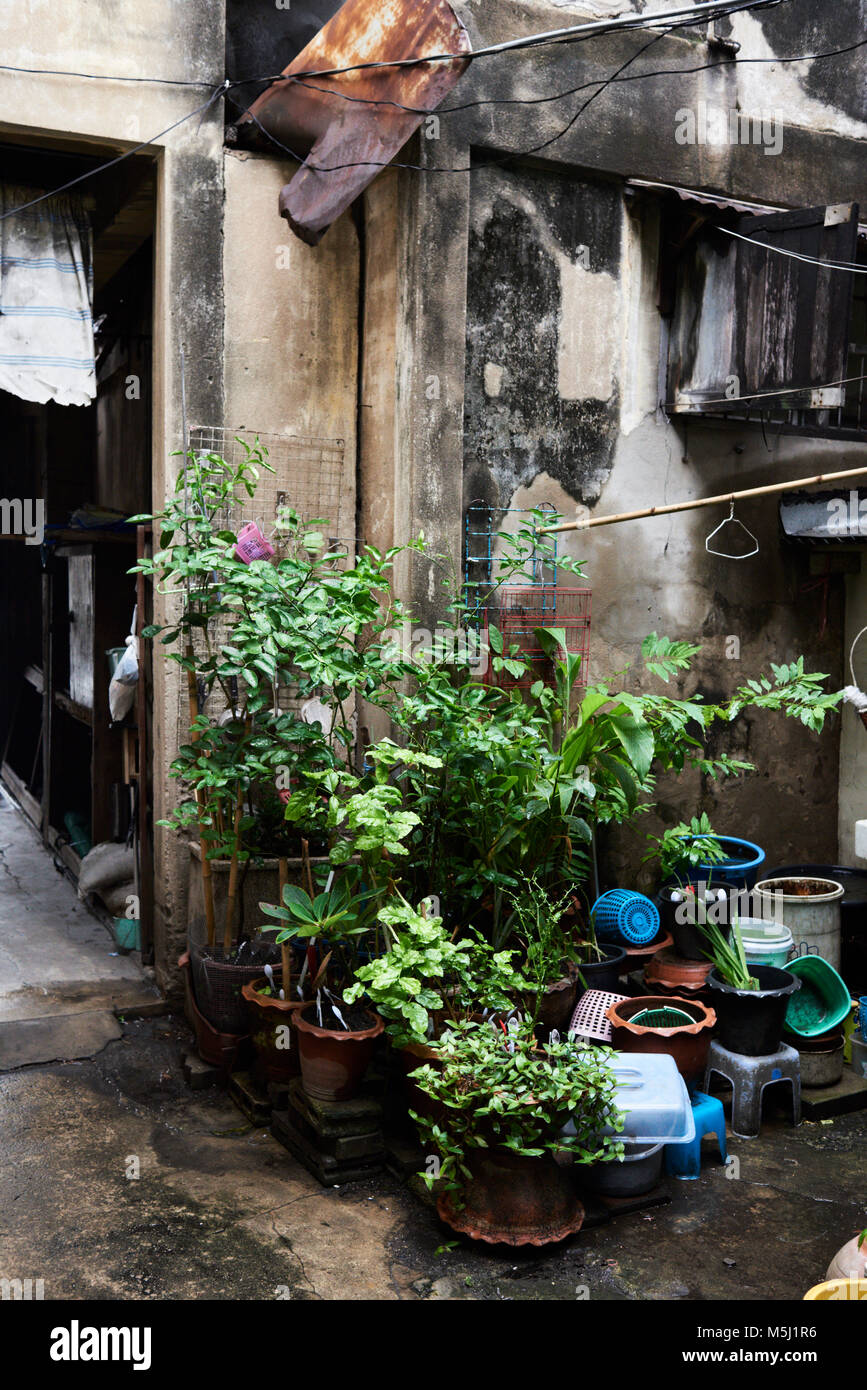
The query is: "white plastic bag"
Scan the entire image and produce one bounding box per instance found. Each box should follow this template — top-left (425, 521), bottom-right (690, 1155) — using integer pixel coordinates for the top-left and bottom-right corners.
top-left (109, 634), bottom-right (139, 722)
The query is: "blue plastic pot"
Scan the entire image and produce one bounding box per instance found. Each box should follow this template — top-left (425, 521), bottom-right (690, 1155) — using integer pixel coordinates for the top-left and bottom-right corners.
top-left (681, 836), bottom-right (765, 891)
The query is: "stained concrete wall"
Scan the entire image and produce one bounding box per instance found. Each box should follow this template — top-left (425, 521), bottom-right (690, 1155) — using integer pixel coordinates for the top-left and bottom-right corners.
top-left (356, 0), bottom-right (867, 880)
top-left (0, 0), bottom-right (226, 995)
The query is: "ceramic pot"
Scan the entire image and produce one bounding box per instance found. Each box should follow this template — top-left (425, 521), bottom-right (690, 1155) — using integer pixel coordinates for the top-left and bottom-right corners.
top-left (619, 929), bottom-right (674, 977)
top-left (241, 976), bottom-right (306, 1083)
top-left (437, 1148), bottom-right (585, 1246)
top-left (295, 1002), bottom-right (384, 1101)
top-left (606, 994), bottom-right (716, 1082)
top-left (645, 948), bottom-right (713, 998)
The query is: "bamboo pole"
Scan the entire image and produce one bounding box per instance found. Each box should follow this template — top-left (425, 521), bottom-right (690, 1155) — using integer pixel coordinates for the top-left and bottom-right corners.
top-left (223, 782), bottom-right (244, 954)
top-left (185, 657), bottom-right (216, 947)
top-left (278, 856), bottom-right (290, 998)
top-left (541, 463), bottom-right (867, 535)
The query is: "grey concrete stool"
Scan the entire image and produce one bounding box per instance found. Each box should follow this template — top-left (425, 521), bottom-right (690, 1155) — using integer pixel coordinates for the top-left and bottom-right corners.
top-left (703, 1040), bottom-right (801, 1139)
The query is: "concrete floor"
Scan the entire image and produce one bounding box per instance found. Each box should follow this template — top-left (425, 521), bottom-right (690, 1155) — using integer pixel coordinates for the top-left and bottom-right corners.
top-left (0, 789), bottom-right (160, 1069)
top-left (0, 794), bottom-right (864, 1301)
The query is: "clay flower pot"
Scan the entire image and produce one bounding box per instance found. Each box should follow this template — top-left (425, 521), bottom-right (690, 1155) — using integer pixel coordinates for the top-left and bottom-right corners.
top-left (606, 994), bottom-right (716, 1083)
top-left (437, 1148), bottom-right (585, 1246)
top-left (398, 1040), bottom-right (442, 1123)
top-left (241, 976), bottom-right (307, 1083)
top-left (645, 947), bottom-right (713, 999)
top-left (619, 929), bottom-right (674, 977)
top-left (295, 1002), bottom-right (384, 1101)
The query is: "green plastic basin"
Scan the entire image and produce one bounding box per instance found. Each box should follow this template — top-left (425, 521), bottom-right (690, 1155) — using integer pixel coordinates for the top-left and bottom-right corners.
top-left (784, 955), bottom-right (851, 1037)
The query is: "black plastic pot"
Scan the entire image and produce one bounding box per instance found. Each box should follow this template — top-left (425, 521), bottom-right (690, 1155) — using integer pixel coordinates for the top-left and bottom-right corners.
top-left (659, 884), bottom-right (725, 961)
top-left (574, 944), bottom-right (628, 998)
top-left (708, 964), bottom-right (800, 1057)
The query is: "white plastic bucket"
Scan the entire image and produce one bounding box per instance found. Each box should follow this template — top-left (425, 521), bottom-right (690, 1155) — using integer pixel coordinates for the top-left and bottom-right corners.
top-left (732, 917), bottom-right (794, 969)
top-left (754, 878), bottom-right (844, 970)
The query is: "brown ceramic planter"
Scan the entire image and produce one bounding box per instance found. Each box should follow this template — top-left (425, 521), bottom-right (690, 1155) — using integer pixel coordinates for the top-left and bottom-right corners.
top-left (620, 929), bottom-right (674, 977)
top-left (178, 951), bottom-right (248, 1071)
top-left (241, 977), bottom-right (307, 1083)
top-left (295, 1002), bottom-right (384, 1101)
top-left (606, 994), bottom-right (716, 1083)
top-left (437, 1148), bottom-right (585, 1246)
top-left (645, 947), bottom-right (713, 997)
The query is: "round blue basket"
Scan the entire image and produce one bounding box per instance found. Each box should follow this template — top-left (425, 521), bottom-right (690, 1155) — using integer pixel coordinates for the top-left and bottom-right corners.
top-left (591, 890), bottom-right (660, 946)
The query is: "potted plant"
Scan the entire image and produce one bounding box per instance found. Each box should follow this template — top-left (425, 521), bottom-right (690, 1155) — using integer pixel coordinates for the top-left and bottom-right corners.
top-left (700, 918), bottom-right (800, 1056)
top-left (411, 1020), bottom-right (624, 1246)
top-left (644, 815), bottom-right (729, 960)
top-left (133, 443), bottom-right (418, 1039)
top-left (254, 870), bottom-right (382, 1098)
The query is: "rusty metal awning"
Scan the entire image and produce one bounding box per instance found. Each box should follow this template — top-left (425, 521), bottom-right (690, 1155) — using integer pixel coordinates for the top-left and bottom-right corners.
top-left (239, 0), bottom-right (471, 245)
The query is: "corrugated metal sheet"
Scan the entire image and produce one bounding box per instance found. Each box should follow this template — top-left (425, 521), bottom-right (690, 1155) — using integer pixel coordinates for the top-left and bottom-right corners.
top-left (239, 0), bottom-right (471, 245)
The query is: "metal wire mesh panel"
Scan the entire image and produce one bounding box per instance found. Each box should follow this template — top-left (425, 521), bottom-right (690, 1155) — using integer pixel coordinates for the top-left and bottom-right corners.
top-left (188, 426), bottom-right (352, 545)
top-left (176, 426), bottom-right (354, 734)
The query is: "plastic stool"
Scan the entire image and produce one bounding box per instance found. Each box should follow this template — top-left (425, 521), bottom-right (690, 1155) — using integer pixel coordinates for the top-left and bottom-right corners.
top-left (665, 1089), bottom-right (728, 1179)
top-left (703, 1040), bottom-right (801, 1140)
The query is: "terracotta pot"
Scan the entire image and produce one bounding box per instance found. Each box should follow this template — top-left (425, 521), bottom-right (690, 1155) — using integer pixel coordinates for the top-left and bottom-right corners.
top-left (437, 1148), bottom-right (585, 1247)
top-left (620, 929), bottom-right (674, 977)
top-left (178, 952), bottom-right (248, 1070)
top-left (295, 1002), bottom-right (384, 1101)
top-left (606, 993), bottom-right (716, 1082)
top-left (645, 947), bottom-right (713, 997)
top-left (241, 976), bottom-right (307, 1083)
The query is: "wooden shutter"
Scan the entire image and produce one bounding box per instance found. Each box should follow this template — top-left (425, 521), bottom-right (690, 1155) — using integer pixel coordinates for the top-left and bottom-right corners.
top-left (667, 202), bottom-right (859, 412)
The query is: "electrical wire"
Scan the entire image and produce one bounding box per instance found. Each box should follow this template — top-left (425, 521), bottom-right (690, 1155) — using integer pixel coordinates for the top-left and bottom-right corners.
top-left (269, 35), bottom-right (867, 121)
top-left (0, 0), bottom-right (781, 88)
top-left (717, 224), bottom-right (867, 273)
top-left (0, 81), bottom-right (230, 221)
top-left (665, 371), bottom-right (867, 410)
top-left (230, 21), bottom-right (678, 175)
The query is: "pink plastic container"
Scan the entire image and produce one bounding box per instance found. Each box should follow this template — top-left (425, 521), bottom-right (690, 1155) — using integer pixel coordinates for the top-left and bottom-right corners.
top-left (234, 522), bottom-right (275, 564)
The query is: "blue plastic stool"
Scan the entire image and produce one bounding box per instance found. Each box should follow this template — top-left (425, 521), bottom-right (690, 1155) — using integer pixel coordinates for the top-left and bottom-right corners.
top-left (664, 1089), bottom-right (728, 1180)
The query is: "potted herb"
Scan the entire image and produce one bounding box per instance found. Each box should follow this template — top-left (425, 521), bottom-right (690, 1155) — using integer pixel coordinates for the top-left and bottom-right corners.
top-left (411, 1020), bottom-right (624, 1245)
top-left (700, 918), bottom-right (800, 1056)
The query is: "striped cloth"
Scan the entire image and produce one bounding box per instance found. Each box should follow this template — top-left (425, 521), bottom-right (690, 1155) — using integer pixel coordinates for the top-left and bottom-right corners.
top-left (0, 186), bottom-right (96, 407)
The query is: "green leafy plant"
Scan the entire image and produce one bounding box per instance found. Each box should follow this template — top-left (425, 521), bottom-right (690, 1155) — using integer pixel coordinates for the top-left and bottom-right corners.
top-left (698, 918), bottom-right (757, 990)
top-left (343, 894), bottom-right (529, 1048)
top-left (411, 1020), bottom-right (624, 1197)
top-left (132, 443), bottom-right (421, 950)
top-left (644, 813), bottom-right (727, 887)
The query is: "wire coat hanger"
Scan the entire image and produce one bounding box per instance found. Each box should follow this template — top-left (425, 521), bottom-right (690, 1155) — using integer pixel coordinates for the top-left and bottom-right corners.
top-left (705, 499), bottom-right (759, 559)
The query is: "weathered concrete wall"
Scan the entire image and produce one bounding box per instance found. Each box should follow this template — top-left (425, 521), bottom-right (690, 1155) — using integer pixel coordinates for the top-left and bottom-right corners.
top-left (354, 0), bottom-right (865, 881)
top-left (0, 0), bottom-right (226, 996)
